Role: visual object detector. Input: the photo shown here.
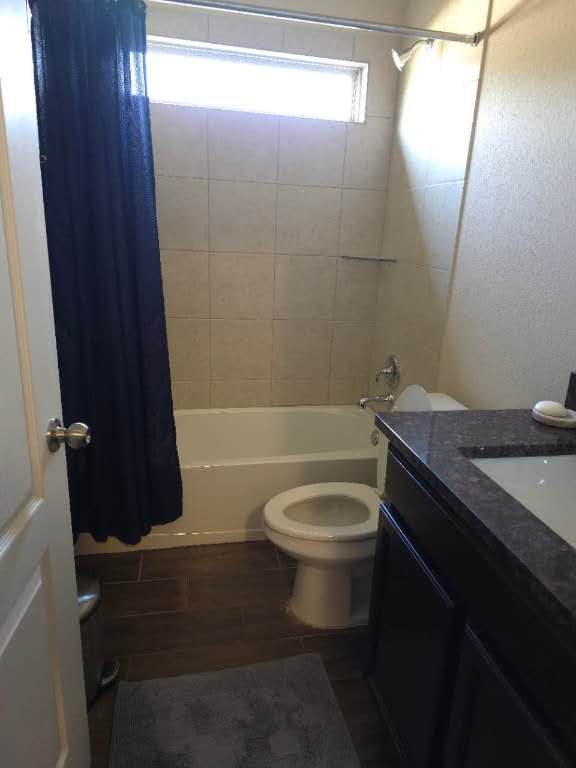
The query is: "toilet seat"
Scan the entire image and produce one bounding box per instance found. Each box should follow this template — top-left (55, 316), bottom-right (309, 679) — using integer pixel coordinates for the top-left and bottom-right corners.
top-left (264, 482), bottom-right (380, 542)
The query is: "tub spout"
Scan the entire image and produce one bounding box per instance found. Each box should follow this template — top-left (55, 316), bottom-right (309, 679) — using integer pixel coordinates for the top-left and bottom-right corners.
top-left (358, 394), bottom-right (395, 410)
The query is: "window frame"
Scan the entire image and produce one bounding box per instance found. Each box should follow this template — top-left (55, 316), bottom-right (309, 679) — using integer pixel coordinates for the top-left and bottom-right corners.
top-left (145, 35), bottom-right (369, 124)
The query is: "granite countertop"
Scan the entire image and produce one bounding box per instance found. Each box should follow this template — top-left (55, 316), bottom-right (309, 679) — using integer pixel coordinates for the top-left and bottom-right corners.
top-left (375, 409), bottom-right (576, 649)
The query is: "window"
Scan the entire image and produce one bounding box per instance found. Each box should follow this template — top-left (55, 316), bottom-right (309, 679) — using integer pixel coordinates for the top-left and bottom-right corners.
top-left (146, 36), bottom-right (368, 123)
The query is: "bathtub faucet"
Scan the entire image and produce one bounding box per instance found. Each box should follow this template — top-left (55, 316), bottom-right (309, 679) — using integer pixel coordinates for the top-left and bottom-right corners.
top-left (358, 394), bottom-right (395, 410)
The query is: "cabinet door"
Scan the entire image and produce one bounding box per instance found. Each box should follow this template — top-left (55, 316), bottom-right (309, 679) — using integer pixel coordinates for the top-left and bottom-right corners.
top-left (444, 629), bottom-right (569, 768)
top-left (371, 505), bottom-right (460, 768)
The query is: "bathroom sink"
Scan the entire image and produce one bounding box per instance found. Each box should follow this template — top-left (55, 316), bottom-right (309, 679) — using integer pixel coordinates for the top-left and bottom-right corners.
top-left (472, 455), bottom-right (576, 549)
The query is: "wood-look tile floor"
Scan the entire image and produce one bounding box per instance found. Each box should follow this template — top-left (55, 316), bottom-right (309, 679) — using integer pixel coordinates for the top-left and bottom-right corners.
top-left (79, 541), bottom-right (402, 768)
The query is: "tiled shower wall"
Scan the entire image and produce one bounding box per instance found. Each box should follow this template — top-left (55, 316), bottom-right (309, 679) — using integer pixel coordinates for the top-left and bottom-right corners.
top-left (370, 0), bottom-right (490, 395)
top-left (147, 1), bottom-right (403, 408)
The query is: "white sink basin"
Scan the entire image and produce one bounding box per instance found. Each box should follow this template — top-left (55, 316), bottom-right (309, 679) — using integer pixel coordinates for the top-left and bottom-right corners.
top-left (472, 455), bottom-right (576, 549)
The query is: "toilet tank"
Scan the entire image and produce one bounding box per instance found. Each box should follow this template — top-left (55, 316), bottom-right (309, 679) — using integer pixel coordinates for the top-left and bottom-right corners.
top-left (376, 386), bottom-right (467, 494)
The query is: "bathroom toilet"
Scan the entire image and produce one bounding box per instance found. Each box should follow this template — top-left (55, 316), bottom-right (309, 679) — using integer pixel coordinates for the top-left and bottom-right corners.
top-left (264, 387), bottom-right (467, 629)
top-left (265, 482), bottom-right (380, 628)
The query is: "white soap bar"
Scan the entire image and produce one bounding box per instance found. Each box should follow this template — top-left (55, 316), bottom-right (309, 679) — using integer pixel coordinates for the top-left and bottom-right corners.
top-left (533, 400), bottom-right (573, 419)
top-left (532, 401), bottom-right (576, 428)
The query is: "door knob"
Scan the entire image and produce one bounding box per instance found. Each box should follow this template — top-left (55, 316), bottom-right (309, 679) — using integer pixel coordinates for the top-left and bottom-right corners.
top-left (46, 418), bottom-right (91, 453)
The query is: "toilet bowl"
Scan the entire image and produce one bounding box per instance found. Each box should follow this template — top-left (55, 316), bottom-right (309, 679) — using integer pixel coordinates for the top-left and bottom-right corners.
top-left (265, 483), bottom-right (380, 628)
top-left (264, 386), bottom-right (467, 629)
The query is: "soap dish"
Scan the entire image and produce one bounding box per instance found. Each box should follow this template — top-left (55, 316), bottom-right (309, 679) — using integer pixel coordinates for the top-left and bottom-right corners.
top-left (532, 400), bottom-right (576, 429)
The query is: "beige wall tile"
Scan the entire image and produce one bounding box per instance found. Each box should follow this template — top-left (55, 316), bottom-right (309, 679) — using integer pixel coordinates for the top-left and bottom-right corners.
top-left (354, 33), bottom-right (399, 118)
top-left (278, 119), bottom-right (346, 187)
top-left (396, 60), bottom-right (444, 171)
top-left (377, 262), bottom-right (410, 324)
top-left (339, 190), bottom-right (386, 258)
top-left (151, 104), bottom-right (208, 179)
top-left (161, 251), bottom-right (210, 317)
top-left (441, 0), bottom-right (489, 76)
top-left (381, 186), bottom-right (426, 262)
top-left (371, 321), bottom-right (440, 394)
top-left (385, 39), bottom-right (445, 190)
top-left (377, 262), bottom-right (450, 349)
top-left (344, 117), bottom-right (394, 190)
top-left (210, 380), bottom-right (271, 408)
top-left (331, 321), bottom-right (374, 377)
top-left (208, 13), bottom-right (284, 50)
top-left (146, 4), bottom-right (209, 40)
top-left (211, 319), bottom-right (273, 379)
top-left (271, 379), bottom-right (329, 406)
top-left (208, 111), bottom-right (279, 183)
top-left (209, 181), bottom-right (276, 252)
top-left (172, 381), bottom-right (210, 410)
top-left (426, 78), bottom-right (478, 185)
top-left (420, 182), bottom-right (464, 270)
top-left (381, 182), bottom-right (464, 268)
top-left (156, 177), bottom-right (209, 251)
top-left (272, 320), bottom-right (331, 379)
top-left (146, 1), bottom-right (405, 410)
top-left (283, 24), bottom-right (354, 58)
top-left (274, 254), bottom-right (337, 320)
top-left (388, 136), bottom-right (430, 192)
top-left (443, 0), bottom-right (490, 32)
top-left (334, 258), bottom-right (380, 321)
top-left (329, 377), bottom-right (370, 405)
top-left (277, 186), bottom-right (341, 256)
top-left (166, 318), bottom-right (210, 380)
top-left (210, 253), bottom-right (274, 319)
top-left (404, 0), bottom-right (446, 28)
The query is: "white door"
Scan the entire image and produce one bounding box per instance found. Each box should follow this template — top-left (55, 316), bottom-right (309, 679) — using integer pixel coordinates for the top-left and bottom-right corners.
top-left (0, 0), bottom-right (90, 766)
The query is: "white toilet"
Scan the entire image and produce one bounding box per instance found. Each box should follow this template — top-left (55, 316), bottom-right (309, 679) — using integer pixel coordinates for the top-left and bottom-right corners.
top-left (264, 386), bottom-right (467, 629)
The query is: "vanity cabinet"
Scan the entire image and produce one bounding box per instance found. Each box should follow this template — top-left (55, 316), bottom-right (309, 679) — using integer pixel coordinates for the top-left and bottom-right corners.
top-left (444, 628), bottom-right (568, 768)
top-left (369, 446), bottom-right (574, 767)
top-left (371, 505), bottom-right (459, 768)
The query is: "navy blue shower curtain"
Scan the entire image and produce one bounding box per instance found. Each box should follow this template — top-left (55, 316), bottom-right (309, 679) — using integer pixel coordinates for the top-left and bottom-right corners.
top-left (30, 0), bottom-right (182, 544)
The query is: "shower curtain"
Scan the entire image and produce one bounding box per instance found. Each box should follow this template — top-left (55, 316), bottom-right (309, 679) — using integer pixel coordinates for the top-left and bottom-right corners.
top-left (30, 0), bottom-right (182, 544)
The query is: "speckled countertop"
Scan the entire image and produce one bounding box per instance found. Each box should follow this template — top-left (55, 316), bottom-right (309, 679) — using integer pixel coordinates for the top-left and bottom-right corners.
top-left (375, 409), bottom-right (576, 648)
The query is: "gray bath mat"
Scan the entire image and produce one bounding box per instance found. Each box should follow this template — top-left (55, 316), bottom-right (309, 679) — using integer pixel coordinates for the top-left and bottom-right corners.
top-left (109, 654), bottom-right (359, 767)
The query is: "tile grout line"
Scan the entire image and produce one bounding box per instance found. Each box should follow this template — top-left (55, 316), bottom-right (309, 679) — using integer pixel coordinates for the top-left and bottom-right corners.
top-left (205, 100), bottom-right (214, 405)
top-left (157, 170), bottom-right (406, 194)
top-left (98, 574), bottom-right (185, 587)
top-left (270, 109), bottom-right (283, 407)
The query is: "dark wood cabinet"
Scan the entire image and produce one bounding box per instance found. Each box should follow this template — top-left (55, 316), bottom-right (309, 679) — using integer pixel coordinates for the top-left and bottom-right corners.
top-left (369, 447), bottom-right (575, 767)
top-left (444, 628), bottom-right (569, 768)
top-left (372, 505), bottom-right (460, 768)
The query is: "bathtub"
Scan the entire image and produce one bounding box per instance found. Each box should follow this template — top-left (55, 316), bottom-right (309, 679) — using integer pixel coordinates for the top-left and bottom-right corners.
top-left (75, 405), bottom-right (378, 553)
top-left (151, 405), bottom-right (378, 548)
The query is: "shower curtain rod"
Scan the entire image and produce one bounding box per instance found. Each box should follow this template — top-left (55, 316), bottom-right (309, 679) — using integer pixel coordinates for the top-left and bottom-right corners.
top-left (159, 0), bottom-right (481, 46)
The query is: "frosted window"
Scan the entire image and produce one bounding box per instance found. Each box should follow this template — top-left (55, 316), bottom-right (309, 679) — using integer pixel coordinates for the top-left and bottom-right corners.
top-left (146, 36), bottom-right (368, 123)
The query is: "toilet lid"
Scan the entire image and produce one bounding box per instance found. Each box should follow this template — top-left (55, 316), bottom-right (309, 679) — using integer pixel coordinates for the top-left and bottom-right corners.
top-left (264, 483), bottom-right (380, 542)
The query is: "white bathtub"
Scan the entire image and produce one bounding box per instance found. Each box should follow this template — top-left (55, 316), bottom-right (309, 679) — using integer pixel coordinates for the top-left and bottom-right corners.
top-left (75, 390), bottom-right (468, 555)
top-left (154, 406), bottom-right (378, 548)
top-left (75, 405), bottom-right (378, 552)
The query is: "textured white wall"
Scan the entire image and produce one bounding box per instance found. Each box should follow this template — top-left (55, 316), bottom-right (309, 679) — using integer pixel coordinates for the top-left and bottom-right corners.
top-left (438, 0), bottom-right (576, 408)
